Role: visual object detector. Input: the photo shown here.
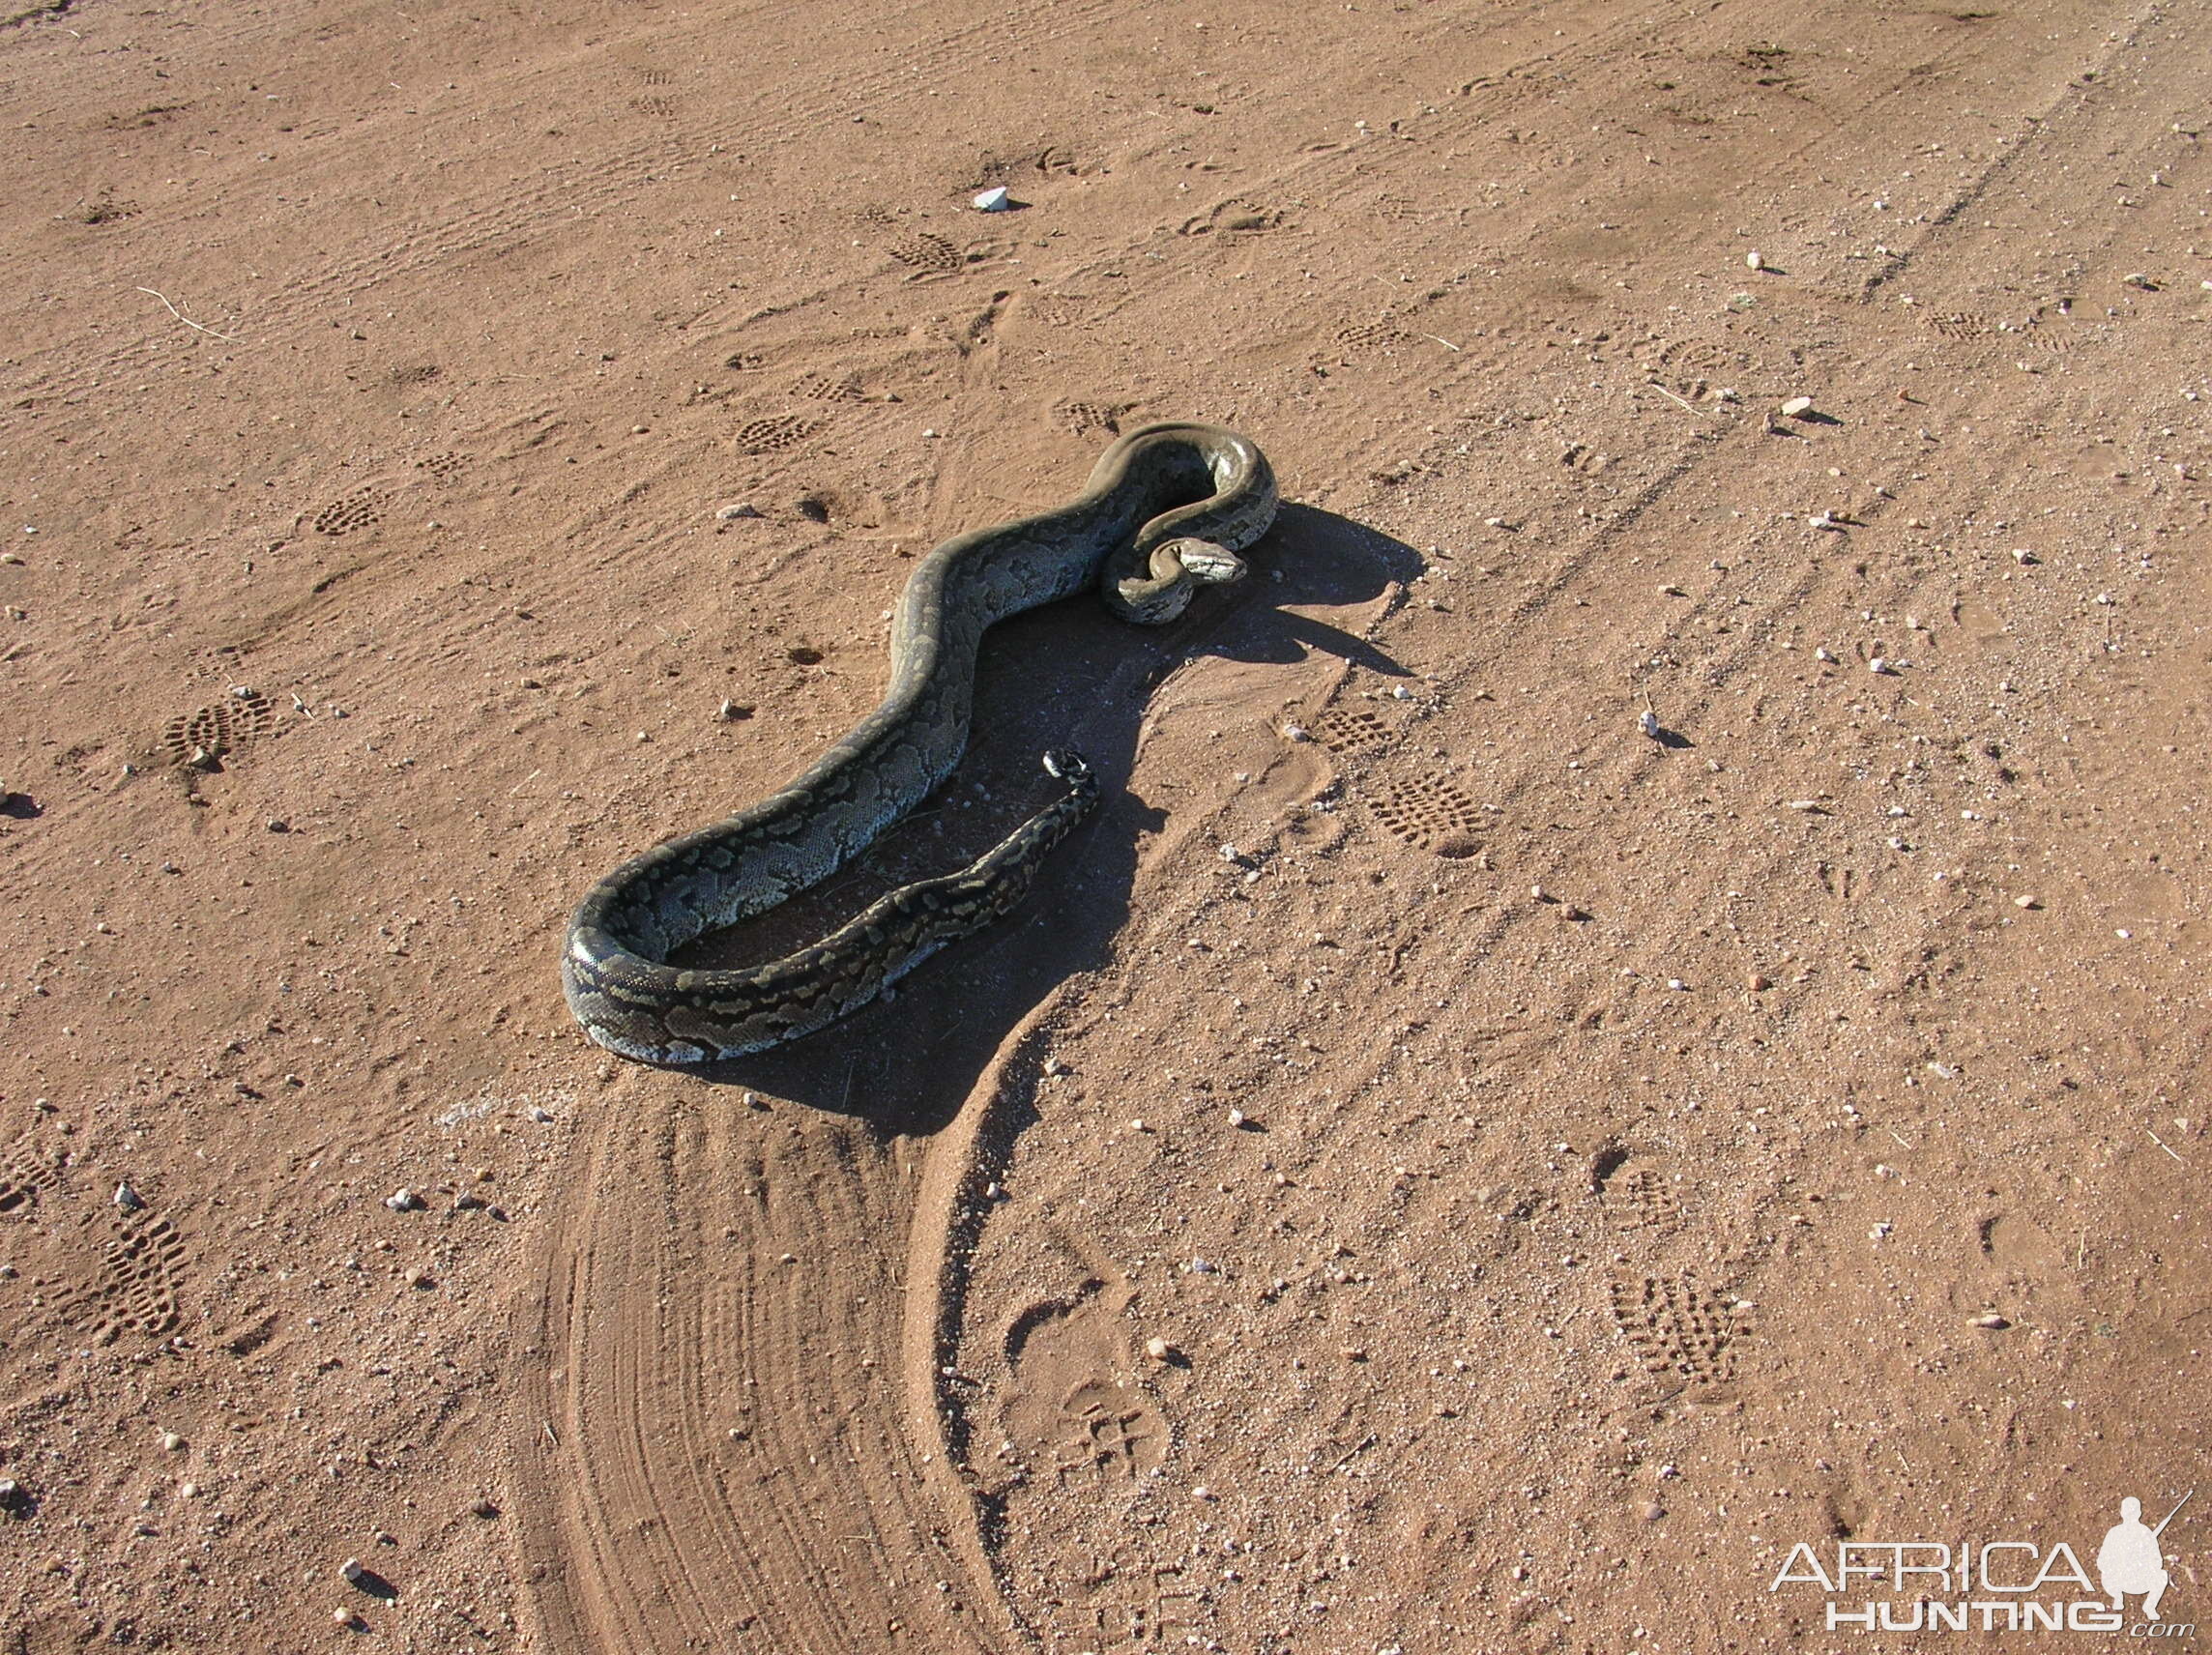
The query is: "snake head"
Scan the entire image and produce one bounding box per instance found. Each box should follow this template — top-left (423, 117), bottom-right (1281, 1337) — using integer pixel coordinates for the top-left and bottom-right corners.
top-left (1040, 748), bottom-right (1092, 785)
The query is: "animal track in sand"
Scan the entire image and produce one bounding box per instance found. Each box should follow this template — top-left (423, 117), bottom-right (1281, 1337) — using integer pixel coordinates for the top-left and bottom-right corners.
top-left (160, 688), bottom-right (276, 766)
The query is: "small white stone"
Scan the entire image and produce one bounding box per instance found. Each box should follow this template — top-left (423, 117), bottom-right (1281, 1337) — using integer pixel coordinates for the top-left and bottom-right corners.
top-left (1869, 657), bottom-right (1895, 675)
top-left (1130, 1118), bottom-right (1150, 1134)
top-left (385, 1188), bottom-right (421, 1212)
top-left (1638, 709), bottom-right (1660, 739)
top-left (160, 1430), bottom-right (186, 1452)
top-left (1227, 1108), bottom-right (1246, 1127)
top-left (1746, 250), bottom-right (1764, 270)
top-left (973, 186), bottom-right (1011, 212)
top-left (114, 1182), bottom-right (145, 1212)
top-left (1282, 722), bottom-right (1310, 742)
top-left (715, 503), bottom-right (761, 520)
top-left (1780, 395), bottom-right (1814, 417)
top-left (1145, 1336), bottom-right (1172, 1360)
top-left (1814, 647), bottom-right (1837, 663)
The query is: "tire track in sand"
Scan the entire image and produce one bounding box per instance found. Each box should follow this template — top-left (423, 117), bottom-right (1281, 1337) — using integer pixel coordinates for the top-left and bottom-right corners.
top-left (509, 1089), bottom-right (1013, 1654)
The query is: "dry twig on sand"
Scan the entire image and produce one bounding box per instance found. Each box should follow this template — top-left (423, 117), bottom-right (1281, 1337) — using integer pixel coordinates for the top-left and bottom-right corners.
top-left (135, 286), bottom-right (240, 344)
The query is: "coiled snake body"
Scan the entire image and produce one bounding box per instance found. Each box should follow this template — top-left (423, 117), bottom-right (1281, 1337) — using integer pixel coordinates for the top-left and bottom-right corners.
top-left (563, 422), bottom-right (1278, 1063)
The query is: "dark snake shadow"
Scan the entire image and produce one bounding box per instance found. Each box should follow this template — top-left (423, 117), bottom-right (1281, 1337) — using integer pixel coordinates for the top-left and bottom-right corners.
top-left (674, 504), bottom-right (1420, 1129)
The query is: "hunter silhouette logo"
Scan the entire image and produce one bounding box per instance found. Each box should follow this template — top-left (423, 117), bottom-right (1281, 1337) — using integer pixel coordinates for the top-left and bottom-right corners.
top-left (2098, 1494), bottom-right (2187, 1623)
top-left (1769, 1489), bottom-right (2195, 1635)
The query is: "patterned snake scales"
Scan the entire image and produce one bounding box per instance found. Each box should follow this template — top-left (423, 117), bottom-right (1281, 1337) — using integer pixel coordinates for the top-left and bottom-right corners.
top-left (563, 422), bottom-right (1278, 1063)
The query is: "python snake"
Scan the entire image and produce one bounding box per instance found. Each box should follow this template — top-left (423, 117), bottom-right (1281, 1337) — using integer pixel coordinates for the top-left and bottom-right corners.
top-left (563, 421), bottom-right (1278, 1063)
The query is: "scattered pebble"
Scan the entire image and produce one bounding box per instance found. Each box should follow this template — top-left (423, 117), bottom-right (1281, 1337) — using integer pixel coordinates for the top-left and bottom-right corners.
top-left (1227, 1108), bottom-right (1246, 1127)
top-left (1869, 657), bottom-right (1895, 675)
top-left (469, 1497), bottom-right (500, 1520)
top-left (160, 1430), bottom-right (186, 1452)
top-left (1145, 1336), bottom-right (1173, 1361)
top-left (1748, 973), bottom-right (1771, 992)
top-left (1641, 1500), bottom-right (1667, 1522)
top-left (266, 818), bottom-right (289, 833)
top-left (334, 1609), bottom-right (359, 1629)
top-left (2011, 547), bottom-right (2037, 565)
top-left (1745, 249), bottom-right (1765, 271)
top-left (384, 1188), bottom-right (422, 1212)
top-left (1780, 395), bottom-right (1814, 418)
top-left (1638, 708), bottom-right (1660, 739)
top-left (715, 503), bottom-right (762, 520)
top-left (973, 186), bottom-right (1011, 212)
top-left (2013, 894), bottom-right (2039, 910)
top-left (1130, 1118), bottom-right (1150, 1133)
top-left (340, 1558), bottom-right (368, 1585)
top-left (114, 1182), bottom-right (145, 1212)
top-left (1971, 1313), bottom-right (2011, 1329)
